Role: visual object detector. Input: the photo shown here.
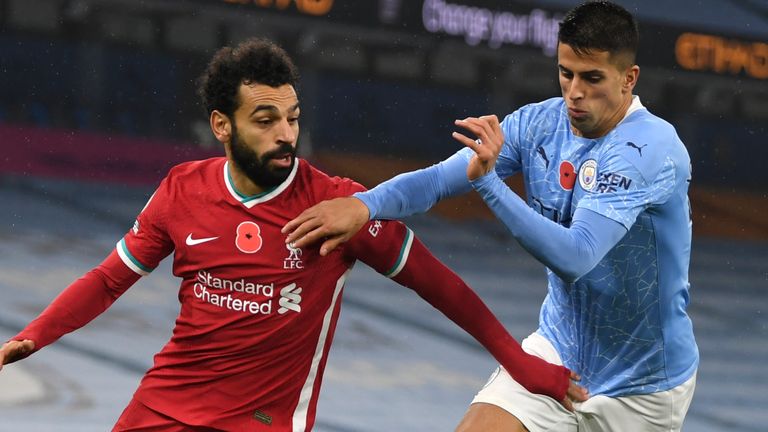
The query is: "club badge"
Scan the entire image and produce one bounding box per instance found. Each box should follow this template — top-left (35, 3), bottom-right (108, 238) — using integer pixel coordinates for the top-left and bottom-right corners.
top-left (579, 159), bottom-right (598, 191)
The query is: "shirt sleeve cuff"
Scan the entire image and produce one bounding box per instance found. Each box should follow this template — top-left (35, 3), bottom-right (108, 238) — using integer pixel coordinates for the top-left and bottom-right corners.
top-left (352, 191), bottom-right (377, 221)
top-left (469, 170), bottom-right (504, 192)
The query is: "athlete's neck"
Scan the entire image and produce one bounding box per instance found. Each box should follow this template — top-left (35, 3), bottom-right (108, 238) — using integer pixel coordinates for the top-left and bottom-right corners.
top-left (227, 161), bottom-right (268, 196)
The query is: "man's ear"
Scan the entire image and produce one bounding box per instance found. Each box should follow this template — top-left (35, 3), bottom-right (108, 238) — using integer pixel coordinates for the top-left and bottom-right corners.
top-left (623, 65), bottom-right (640, 94)
top-left (210, 110), bottom-right (232, 144)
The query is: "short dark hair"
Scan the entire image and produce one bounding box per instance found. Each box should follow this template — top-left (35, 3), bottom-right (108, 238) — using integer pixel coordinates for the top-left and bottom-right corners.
top-left (198, 38), bottom-right (299, 117)
top-left (558, 1), bottom-right (639, 65)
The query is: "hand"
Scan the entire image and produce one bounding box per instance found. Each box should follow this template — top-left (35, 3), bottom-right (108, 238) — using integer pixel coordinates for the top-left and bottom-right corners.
top-left (282, 197), bottom-right (370, 256)
top-left (451, 115), bottom-right (503, 181)
top-left (0, 339), bottom-right (35, 371)
top-left (561, 371), bottom-right (589, 412)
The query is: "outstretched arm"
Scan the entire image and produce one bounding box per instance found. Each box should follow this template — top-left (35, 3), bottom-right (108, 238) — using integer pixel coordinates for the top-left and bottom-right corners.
top-left (284, 114), bottom-right (523, 255)
top-left (3, 173), bottom-right (176, 369)
top-left (345, 221), bottom-right (588, 408)
top-left (355, 152), bottom-right (473, 220)
top-left (283, 151), bottom-right (473, 255)
top-left (1, 250), bottom-right (140, 369)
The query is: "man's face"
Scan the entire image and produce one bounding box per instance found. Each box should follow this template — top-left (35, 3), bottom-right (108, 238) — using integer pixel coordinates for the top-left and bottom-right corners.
top-left (557, 43), bottom-right (635, 138)
top-left (229, 83), bottom-right (300, 188)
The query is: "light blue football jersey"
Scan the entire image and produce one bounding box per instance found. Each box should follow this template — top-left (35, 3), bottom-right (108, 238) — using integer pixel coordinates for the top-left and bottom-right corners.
top-left (356, 96), bottom-right (699, 397)
top-left (489, 96), bottom-right (699, 396)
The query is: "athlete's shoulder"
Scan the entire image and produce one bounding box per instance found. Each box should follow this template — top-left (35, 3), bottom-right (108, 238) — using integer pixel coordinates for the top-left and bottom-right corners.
top-left (617, 108), bottom-right (685, 156)
top-left (148, 157), bottom-right (225, 204)
top-left (606, 102), bottom-right (688, 180)
top-left (620, 107), bottom-right (679, 143)
top-left (298, 159), bottom-right (366, 200)
top-left (165, 157), bottom-right (226, 183)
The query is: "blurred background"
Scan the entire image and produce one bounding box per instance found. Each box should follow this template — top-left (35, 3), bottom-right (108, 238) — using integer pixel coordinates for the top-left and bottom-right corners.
top-left (0, 0), bottom-right (766, 431)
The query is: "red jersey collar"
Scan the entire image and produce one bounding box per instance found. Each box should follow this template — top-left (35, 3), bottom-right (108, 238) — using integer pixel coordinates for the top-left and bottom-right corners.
top-left (223, 159), bottom-right (299, 208)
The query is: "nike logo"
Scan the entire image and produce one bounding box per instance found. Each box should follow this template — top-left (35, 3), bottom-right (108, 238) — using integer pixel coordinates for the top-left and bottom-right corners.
top-left (185, 234), bottom-right (219, 246)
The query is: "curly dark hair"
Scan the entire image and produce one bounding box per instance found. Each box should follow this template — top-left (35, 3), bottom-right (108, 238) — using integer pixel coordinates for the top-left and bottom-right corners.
top-left (558, 1), bottom-right (639, 65)
top-left (197, 38), bottom-right (299, 117)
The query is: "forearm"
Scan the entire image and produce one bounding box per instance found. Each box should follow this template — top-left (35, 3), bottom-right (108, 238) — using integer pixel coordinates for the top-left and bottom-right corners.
top-left (12, 250), bottom-right (140, 353)
top-left (392, 237), bottom-right (569, 401)
top-left (471, 173), bottom-right (626, 282)
top-left (354, 151), bottom-right (473, 220)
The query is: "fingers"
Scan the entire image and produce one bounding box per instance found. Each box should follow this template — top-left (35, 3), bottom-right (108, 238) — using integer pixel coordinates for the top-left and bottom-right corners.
top-left (0, 340), bottom-right (35, 370)
top-left (456, 115), bottom-right (497, 137)
top-left (479, 114), bottom-right (500, 125)
top-left (454, 116), bottom-right (502, 166)
top-left (568, 384), bottom-right (589, 402)
top-left (557, 370), bottom-right (589, 412)
top-left (290, 224), bottom-right (327, 250)
top-left (455, 115), bottom-right (501, 145)
top-left (283, 206), bottom-right (332, 248)
top-left (566, 372), bottom-right (589, 403)
top-left (20, 340), bottom-right (34, 352)
top-left (283, 198), bottom-right (370, 251)
top-left (479, 115), bottom-right (502, 142)
top-left (286, 225), bottom-right (348, 254)
top-left (561, 397), bottom-right (574, 412)
top-left (479, 115), bottom-right (502, 147)
top-left (452, 129), bottom-right (494, 161)
top-left (452, 131), bottom-right (485, 154)
top-left (284, 219), bottom-right (320, 247)
top-left (282, 210), bottom-right (315, 238)
top-left (454, 118), bottom-right (492, 148)
top-left (319, 236), bottom-right (346, 257)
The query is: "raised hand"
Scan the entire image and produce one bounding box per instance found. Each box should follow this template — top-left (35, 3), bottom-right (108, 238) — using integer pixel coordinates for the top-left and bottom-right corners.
top-left (451, 115), bottom-right (503, 181)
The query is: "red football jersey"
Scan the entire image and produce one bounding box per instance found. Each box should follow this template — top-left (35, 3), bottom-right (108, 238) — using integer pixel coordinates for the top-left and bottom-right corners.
top-left (117, 157), bottom-right (415, 431)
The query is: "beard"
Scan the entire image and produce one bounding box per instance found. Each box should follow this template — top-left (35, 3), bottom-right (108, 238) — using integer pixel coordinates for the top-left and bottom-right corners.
top-left (229, 121), bottom-right (297, 190)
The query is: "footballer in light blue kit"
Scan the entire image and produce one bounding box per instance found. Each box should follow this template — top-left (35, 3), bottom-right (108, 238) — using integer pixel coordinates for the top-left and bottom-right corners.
top-left (284, 2), bottom-right (698, 431)
top-left (467, 94), bottom-right (698, 398)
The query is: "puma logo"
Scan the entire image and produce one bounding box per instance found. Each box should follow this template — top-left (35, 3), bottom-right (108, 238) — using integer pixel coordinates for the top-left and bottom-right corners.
top-left (626, 141), bottom-right (648, 156)
top-left (536, 146), bottom-right (550, 168)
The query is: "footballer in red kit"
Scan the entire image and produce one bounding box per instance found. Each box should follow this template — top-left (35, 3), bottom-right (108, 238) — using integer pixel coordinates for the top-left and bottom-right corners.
top-left (120, 156), bottom-right (437, 430)
top-left (1, 38), bottom-right (585, 431)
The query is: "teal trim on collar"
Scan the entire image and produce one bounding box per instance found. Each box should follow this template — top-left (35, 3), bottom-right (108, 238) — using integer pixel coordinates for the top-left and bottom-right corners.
top-left (226, 163), bottom-right (277, 202)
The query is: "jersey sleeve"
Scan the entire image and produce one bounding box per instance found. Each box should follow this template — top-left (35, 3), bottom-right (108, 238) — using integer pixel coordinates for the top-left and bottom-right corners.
top-left (576, 148), bottom-right (677, 230)
top-left (351, 151), bottom-right (474, 221)
top-left (343, 219), bottom-right (415, 278)
top-left (11, 250), bottom-right (141, 354)
top-left (353, 111), bottom-right (526, 220)
top-left (13, 178), bottom-right (173, 351)
top-left (470, 171), bottom-right (627, 283)
top-left (9, 176), bottom-right (177, 354)
top-left (116, 178), bottom-right (175, 275)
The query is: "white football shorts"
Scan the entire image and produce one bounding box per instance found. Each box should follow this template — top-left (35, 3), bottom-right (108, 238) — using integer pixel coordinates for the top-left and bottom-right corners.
top-left (471, 332), bottom-right (697, 432)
